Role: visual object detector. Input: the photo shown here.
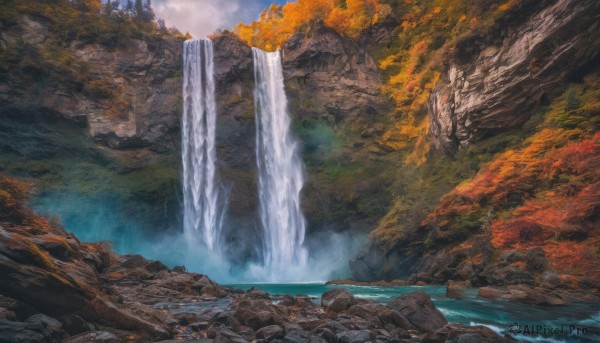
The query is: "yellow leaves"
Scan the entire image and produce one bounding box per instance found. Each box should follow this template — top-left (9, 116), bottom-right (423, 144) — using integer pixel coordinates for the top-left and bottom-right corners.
top-left (498, 0), bottom-right (518, 11)
top-left (233, 0), bottom-right (384, 50)
top-left (378, 54), bottom-right (400, 70)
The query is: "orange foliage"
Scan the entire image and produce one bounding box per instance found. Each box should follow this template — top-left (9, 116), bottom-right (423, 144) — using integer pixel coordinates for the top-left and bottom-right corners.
top-left (426, 130), bottom-right (600, 280)
top-left (0, 174), bottom-right (52, 230)
top-left (234, 0), bottom-right (383, 51)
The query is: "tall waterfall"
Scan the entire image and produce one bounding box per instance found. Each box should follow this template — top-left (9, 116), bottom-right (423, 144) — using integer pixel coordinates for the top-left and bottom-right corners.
top-left (182, 39), bottom-right (224, 252)
top-left (252, 48), bottom-right (308, 280)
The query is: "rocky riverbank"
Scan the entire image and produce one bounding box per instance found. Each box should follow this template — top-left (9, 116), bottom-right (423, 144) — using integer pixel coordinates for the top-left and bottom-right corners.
top-left (0, 173), bottom-right (513, 343)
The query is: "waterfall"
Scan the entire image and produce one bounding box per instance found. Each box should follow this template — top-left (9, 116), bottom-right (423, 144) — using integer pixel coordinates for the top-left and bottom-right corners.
top-left (182, 39), bottom-right (224, 253)
top-left (252, 48), bottom-right (308, 280)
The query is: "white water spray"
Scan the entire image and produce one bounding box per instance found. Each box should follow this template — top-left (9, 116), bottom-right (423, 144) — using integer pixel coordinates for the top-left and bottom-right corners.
top-left (182, 39), bottom-right (224, 252)
top-left (252, 48), bottom-right (308, 281)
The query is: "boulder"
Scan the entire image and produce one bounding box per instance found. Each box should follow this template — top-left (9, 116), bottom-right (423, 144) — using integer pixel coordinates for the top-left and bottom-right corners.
top-left (256, 325), bottom-right (284, 340)
top-left (335, 329), bottom-right (375, 343)
top-left (386, 292), bottom-right (447, 332)
top-left (211, 327), bottom-right (249, 343)
top-left (422, 324), bottom-right (514, 343)
top-left (446, 280), bottom-right (471, 299)
top-left (24, 314), bottom-right (65, 341)
top-left (0, 319), bottom-right (46, 343)
top-left (321, 289), bottom-right (356, 313)
top-left (477, 285), bottom-right (566, 306)
top-left (63, 331), bottom-right (122, 343)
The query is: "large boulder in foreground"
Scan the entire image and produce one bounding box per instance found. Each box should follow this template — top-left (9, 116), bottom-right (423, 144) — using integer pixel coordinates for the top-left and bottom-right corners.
top-left (386, 291), bottom-right (447, 332)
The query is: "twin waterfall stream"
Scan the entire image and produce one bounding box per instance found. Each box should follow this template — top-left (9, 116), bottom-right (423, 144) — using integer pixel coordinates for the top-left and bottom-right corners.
top-left (182, 39), bottom-right (223, 253)
top-left (182, 39), bottom-right (307, 281)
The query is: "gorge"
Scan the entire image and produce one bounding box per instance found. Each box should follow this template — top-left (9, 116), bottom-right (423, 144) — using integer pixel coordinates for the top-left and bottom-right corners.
top-left (1, 0), bottom-right (599, 342)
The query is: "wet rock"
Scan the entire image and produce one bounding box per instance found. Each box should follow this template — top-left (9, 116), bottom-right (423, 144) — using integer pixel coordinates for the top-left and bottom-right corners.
top-left (64, 331), bottom-right (122, 343)
top-left (174, 312), bottom-right (199, 325)
top-left (283, 329), bottom-right (307, 343)
top-left (232, 325), bottom-right (256, 341)
top-left (230, 296), bottom-right (285, 332)
top-left (256, 325), bottom-right (284, 341)
top-left (335, 329), bottom-right (375, 343)
top-left (386, 292), bottom-right (447, 332)
top-left (422, 324), bottom-right (514, 343)
top-left (213, 327), bottom-right (249, 343)
top-left (313, 327), bottom-right (336, 342)
top-left (376, 309), bottom-right (413, 330)
top-left (389, 328), bottom-right (411, 340)
top-left (296, 317), bottom-right (329, 331)
top-left (477, 285), bottom-right (566, 306)
top-left (446, 280), bottom-right (471, 299)
top-left (24, 314), bottom-right (65, 340)
top-left (0, 319), bottom-right (46, 343)
top-left (321, 289), bottom-right (356, 313)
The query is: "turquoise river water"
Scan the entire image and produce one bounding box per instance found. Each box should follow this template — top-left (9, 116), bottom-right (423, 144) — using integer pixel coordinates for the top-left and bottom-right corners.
top-left (225, 283), bottom-right (600, 343)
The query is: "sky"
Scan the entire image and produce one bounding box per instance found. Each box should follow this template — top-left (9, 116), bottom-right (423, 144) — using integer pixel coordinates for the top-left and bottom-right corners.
top-left (152, 0), bottom-right (289, 38)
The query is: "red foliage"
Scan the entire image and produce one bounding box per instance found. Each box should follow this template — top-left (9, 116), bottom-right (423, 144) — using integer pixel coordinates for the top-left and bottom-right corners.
top-left (425, 131), bottom-right (600, 280)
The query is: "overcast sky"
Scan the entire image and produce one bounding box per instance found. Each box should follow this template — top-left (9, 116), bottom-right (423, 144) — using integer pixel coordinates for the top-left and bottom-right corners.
top-left (152, 0), bottom-right (288, 38)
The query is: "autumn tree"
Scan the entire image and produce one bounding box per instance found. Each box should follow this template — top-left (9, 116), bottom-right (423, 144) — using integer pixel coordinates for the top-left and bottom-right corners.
top-left (234, 0), bottom-right (384, 50)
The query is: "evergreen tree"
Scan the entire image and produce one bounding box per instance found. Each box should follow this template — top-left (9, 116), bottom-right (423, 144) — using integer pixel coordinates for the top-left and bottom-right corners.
top-left (143, 0), bottom-right (155, 22)
top-left (102, 0), bottom-right (113, 16)
top-left (125, 0), bottom-right (133, 13)
top-left (134, 0), bottom-right (143, 20)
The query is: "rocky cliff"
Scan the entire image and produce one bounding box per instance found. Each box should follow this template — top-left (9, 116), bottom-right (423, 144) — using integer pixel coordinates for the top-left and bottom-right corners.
top-left (209, 29), bottom-right (387, 258)
top-left (352, 0), bottom-right (600, 288)
top-left (0, 15), bottom-right (183, 152)
top-left (429, 0), bottom-right (600, 154)
top-left (283, 27), bottom-right (382, 124)
top-left (0, 10), bottom-right (185, 238)
top-left (0, 4), bottom-right (389, 261)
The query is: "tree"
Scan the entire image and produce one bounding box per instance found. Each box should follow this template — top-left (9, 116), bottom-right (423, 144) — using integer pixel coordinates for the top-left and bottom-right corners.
top-left (73, 0), bottom-right (102, 17)
top-left (102, 0), bottom-right (119, 16)
top-left (143, 0), bottom-right (155, 22)
top-left (157, 18), bottom-right (166, 32)
top-left (125, 0), bottom-right (133, 13)
top-left (133, 0), bottom-right (154, 22)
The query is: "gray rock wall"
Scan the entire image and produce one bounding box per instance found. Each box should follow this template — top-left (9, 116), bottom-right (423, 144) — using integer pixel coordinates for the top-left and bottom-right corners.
top-left (429, 0), bottom-right (600, 154)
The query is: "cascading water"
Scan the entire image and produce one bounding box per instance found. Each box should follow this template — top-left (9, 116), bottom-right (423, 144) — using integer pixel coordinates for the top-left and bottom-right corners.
top-left (252, 48), bottom-right (308, 280)
top-left (182, 39), bottom-right (224, 253)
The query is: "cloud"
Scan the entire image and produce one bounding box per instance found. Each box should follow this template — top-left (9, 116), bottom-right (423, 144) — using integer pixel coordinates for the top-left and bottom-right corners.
top-left (153, 0), bottom-right (264, 38)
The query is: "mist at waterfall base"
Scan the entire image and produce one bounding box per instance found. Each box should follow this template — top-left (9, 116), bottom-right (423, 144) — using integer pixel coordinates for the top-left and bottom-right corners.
top-left (30, 190), bottom-right (361, 283)
top-left (26, 40), bottom-right (360, 284)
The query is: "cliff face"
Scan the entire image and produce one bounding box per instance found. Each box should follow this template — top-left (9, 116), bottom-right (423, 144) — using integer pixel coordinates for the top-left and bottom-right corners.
top-left (212, 34), bottom-right (259, 259)
top-left (352, 0), bottom-right (600, 285)
top-left (429, 0), bottom-right (600, 154)
top-left (0, 13), bottom-right (185, 238)
top-left (0, 7), bottom-right (387, 260)
top-left (0, 15), bottom-right (183, 152)
top-left (283, 27), bottom-right (382, 124)
top-left (209, 30), bottom-right (387, 257)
